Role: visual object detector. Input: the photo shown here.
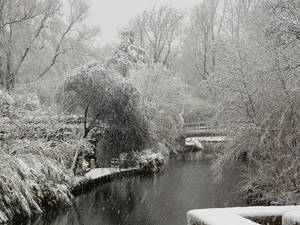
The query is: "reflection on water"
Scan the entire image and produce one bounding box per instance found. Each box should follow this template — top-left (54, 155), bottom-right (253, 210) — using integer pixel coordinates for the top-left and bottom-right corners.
top-left (29, 152), bottom-right (244, 225)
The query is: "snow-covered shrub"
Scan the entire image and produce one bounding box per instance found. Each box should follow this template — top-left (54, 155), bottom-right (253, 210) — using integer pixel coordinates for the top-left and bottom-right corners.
top-left (120, 145), bottom-right (168, 174)
top-left (0, 154), bottom-right (73, 223)
top-left (136, 150), bottom-right (166, 174)
top-left (0, 122), bottom-right (92, 223)
top-left (0, 91), bottom-right (93, 223)
top-left (0, 89), bottom-right (14, 106)
top-left (0, 89), bottom-right (15, 118)
top-left (14, 92), bottom-right (41, 112)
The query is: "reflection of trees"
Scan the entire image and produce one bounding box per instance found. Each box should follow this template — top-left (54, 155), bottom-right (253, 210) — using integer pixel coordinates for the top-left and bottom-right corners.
top-left (89, 178), bottom-right (155, 225)
top-left (97, 181), bottom-right (137, 224)
top-left (29, 154), bottom-right (240, 225)
top-left (29, 208), bottom-right (80, 225)
top-left (31, 178), bottom-right (155, 225)
top-left (210, 167), bottom-right (245, 208)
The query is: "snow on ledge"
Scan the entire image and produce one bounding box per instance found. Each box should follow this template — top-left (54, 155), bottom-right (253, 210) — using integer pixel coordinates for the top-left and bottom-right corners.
top-left (197, 136), bottom-right (226, 142)
top-left (85, 167), bottom-right (136, 180)
top-left (283, 210), bottom-right (300, 225)
top-left (187, 206), bottom-right (300, 225)
top-left (187, 210), bottom-right (259, 225)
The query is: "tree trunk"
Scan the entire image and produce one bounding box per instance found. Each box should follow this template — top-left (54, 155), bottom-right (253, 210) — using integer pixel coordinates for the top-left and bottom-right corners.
top-left (5, 72), bottom-right (15, 91)
top-left (71, 148), bottom-right (80, 174)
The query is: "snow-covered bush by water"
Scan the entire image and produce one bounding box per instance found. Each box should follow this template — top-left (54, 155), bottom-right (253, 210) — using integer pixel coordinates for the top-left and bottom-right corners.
top-left (0, 91), bottom-right (93, 223)
top-left (137, 151), bottom-right (166, 173)
top-left (120, 144), bottom-right (169, 173)
top-left (0, 154), bottom-right (72, 223)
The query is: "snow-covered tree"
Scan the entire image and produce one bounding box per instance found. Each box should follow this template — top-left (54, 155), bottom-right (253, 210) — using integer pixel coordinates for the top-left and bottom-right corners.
top-left (130, 64), bottom-right (187, 148)
top-left (128, 6), bottom-right (184, 66)
top-left (209, 0), bottom-right (300, 204)
top-left (107, 30), bottom-right (145, 77)
top-left (0, 0), bottom-right (99, 91)
top-left (62, 62), bottom-right (150, 169)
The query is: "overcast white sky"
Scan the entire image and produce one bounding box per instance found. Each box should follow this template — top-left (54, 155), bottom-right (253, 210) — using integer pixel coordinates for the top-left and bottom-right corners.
top-left (84, 0), bottom-right (200, 46)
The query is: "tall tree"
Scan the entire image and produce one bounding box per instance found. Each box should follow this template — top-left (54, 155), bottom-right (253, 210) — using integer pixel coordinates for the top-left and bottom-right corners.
top-left (180, 0), bottom-right (226, 82)
top-left (107, 30), bottom-right (145, 77)
top-left (129, 5), bottom-right (184, 66)
top-left (0, 0), bottom-right (98, 91)
top-left (207, 0), bottom-right (300, 203)
top-left (63, 62), bottom-right (150, 172)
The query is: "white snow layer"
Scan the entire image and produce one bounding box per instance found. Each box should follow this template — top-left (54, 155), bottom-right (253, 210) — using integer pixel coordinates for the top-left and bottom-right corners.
top-left (187, 206), bottom-right (300, 225)
top-left (0, 155), bottom-right (73, 223)
top-left (197, 136), bottom-right (226, 142)
top-left (188, 211), bottom-right (258, 225)
top-left (185, 136), bottom-right (226, 148)
top-left (283, 210), bottom-right (300, 225)
top-left (0, 211), bottom-right (8, 223)
top-left (185, 137), bottom-right (203, 149)
top-left (85, 168), bottom-right (135, 180)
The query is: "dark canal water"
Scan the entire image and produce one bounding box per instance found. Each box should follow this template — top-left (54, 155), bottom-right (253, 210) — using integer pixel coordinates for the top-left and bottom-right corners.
top-left (30, 152), bottom-right (244, 225)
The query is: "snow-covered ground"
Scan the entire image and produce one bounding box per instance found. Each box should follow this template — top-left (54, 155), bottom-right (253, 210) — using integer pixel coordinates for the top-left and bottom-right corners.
top-left (187, 206), bottom-right (300, 225)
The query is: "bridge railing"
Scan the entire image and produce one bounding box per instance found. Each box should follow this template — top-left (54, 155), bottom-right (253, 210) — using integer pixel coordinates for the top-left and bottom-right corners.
top-left (181, 120), bottom-right (253, 134)
top-left (182, 122), bottom-right (219, 133)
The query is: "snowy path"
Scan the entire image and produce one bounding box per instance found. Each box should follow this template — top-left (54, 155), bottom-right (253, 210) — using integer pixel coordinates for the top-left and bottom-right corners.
top-left (72, 167), bottom-right (140, 195)
top-left (84, 167), bottom-right (137, 180)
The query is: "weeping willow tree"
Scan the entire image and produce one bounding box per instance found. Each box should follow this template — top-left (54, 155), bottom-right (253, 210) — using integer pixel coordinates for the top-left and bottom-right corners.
top-left (62, 62), bottom-right (151, 171)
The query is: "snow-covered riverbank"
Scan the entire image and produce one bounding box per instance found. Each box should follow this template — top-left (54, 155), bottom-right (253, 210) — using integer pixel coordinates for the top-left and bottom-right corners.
top-left (72, 167), bottom-right (142, 195)
top-left (0, 149), bottom-right (167, 224)
top-left (72, 150), bottom-right (167, 195)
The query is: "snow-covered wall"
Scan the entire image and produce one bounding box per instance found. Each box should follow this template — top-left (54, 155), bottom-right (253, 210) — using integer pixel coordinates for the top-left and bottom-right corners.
top-left (72, 168), bottom-right (141, 195)
top-left (283, 211), bottom-right (300, 225)
top-left (187, 206), bottom-right (300, 225)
